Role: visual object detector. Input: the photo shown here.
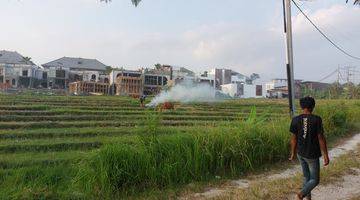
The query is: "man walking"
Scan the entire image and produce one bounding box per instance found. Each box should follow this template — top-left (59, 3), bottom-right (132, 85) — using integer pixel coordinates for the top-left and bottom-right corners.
top-left (289, 96), bottom-right (330, 200)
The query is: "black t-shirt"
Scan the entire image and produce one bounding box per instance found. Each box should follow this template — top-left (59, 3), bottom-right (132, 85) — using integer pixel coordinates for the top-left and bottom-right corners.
top-left (290, 114), bottom-right (324, 159)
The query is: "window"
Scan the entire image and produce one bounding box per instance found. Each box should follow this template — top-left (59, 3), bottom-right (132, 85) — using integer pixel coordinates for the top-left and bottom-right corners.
top-left (56, 70), bottom-right (65, 78)
top-left (12, 79), bottom-right (16, 86)
top-left (237, 84), bottom-right (244, 96)
top-left (42, 72), bottom-right (48, 80)
top-left (256, 85), bottom-right (263, 96)
top-left (145, 75), bottom-right (158, 85)
top-left (22, 70), bottom-right (28, 77)
top-left (91, 74), bottom-right (96, 81)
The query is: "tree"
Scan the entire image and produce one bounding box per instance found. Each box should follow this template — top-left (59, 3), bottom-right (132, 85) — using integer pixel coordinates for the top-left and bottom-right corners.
top-left (154, 63), bottom-right (162, 70)
top-left (347, 0), bottom-right (360, 5)
top-left (329, 82), bottom-right (343, 99)
top-left (105, 66), bottom-right (113, 74)
top-left (250, 73), bottom-right (260, 81)
top-left (23, 57), bottom-right (32, 62)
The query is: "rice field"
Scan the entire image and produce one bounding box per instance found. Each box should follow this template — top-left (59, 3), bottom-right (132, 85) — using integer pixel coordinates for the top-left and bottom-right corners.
top-left (0, 94), bottom-right (358, 199)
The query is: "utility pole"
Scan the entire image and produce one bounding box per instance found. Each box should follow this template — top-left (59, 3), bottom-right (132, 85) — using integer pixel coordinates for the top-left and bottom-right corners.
top-left (283, 0), bottom-right (296, 117)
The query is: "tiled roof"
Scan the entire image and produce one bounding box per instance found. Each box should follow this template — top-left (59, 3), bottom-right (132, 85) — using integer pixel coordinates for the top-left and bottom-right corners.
top-left (42, 57), bottom-right (108, 71)
top-left (0, 50), bottom-right (34, 65)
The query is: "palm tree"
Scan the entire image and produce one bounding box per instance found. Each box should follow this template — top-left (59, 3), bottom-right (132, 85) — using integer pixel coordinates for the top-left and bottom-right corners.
top-left (347, 0), bottom-right (360, 5)
top-left (101, 0), bottom-right (141, 6)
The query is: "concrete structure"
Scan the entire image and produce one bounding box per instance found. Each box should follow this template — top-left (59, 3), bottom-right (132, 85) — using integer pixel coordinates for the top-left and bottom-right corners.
top-left (43, 57), bottom-right (108, 89)
top-left (300, 81), bottom-right (331, 91)
top-left (221, 83), bottom-right (265, 98)
top-left (0, 50), bottom-right (43, 89)
top-left (209, 68), bottom-right (232, 89)
top-left (208, 68), bottom-right (264, 98)
top-left (114, 70), bottom-right (143, 97)
top-left (143, 73), bottom-right (168, 95)
top-left (197, 74), bottom-right (216, 88)
top-left (265, 78), bottom-right (302, 98)
top-left (69, 81), bottom-right (110, 95)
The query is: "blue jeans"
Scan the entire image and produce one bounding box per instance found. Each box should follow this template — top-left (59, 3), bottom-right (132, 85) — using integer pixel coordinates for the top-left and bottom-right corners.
top-left (298, 154), bottom-right (320, 198)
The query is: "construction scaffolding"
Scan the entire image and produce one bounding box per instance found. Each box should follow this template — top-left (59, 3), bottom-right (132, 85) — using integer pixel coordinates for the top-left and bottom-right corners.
top-left (69, 81), bottom-right (110, 95)
top-left (115, 75), bottom-right (143, 97)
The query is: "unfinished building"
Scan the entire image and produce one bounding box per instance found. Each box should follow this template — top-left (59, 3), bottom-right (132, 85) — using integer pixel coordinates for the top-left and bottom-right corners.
top-left (42, 57), bottom-right (109, 89)
top-left (69, 81), bottom-right (110, 95)
top-left (0, 50), bottom-right (44, 89)
top-left (115, 70), bottom-right (143, 97)
top-left (143, 73), bottom-right (168, 95)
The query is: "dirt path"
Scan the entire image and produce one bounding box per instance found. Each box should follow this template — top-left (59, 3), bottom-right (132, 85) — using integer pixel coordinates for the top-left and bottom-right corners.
top-left (185, 133), bottom-right (360, 200)
top-left (309, 168), bottom-right (360, 200)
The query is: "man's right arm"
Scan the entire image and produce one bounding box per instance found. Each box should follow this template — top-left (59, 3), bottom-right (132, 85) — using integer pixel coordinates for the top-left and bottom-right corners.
top-left (289, 134), bottom-right (297, 161)
top-left (289, 117), bottom-right (298, 161)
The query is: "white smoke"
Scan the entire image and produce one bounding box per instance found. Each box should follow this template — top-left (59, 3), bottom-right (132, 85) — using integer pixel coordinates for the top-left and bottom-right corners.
top-left (147, 82), bottom-right (220, 107)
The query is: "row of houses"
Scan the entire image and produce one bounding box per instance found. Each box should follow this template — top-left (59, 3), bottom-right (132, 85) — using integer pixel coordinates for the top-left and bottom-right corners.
top-left (1, 50), bottom-right (330, 98)
top-left (0, 50), bottom-right (266, 98)
top-left (0, 50), bottom-right (108, 89)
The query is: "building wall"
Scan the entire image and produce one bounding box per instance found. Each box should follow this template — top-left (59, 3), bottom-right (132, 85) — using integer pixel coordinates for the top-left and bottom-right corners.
top-left (71, 70), bottom-right (100, 82)
top-left (221, 83), bottom-right (265, 98)
top-left (0, 64), bottom-right (38, 88)
top-left (221, 84), bottom-right (239, 97)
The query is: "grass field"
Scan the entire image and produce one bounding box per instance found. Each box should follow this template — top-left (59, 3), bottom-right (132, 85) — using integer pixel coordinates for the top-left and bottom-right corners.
top-left (0, 94), bottom-right (359, 199)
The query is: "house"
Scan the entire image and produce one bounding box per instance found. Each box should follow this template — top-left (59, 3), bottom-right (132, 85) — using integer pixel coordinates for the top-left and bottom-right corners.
top-left (221, 83), bottom-right (265, 98)
top-left (299, 81), bottom-right (331, 97)
top-left (142, 65), bottom-right (196, 95)
top-left (143, 72), bottom-right (168, 95)
top-left (42, 57), bottom-right (109, 89)
top-left (265, 78), bottom-right (303, 98)
top-left (209, 68), bottom-right (233, 89)
top-left (197, 71), bottom-right (216, 88)
top-left (0, 50), bottom-right (43, 89)
top-left (207, 68), bottom-right (264, 98)
top-left (300, 81), bottom-right (331, 91)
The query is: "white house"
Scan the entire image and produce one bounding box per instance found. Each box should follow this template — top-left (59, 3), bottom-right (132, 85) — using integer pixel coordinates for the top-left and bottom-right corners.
top-left (0, 50), bottom-right (41, 88)
top-left (209, 68), bottom-right (265, 98)
top-left (221, 83), bottom-right (265, 98)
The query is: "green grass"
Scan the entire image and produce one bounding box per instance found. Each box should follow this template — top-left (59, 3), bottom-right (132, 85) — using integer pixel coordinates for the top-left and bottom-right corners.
top-left (0, 94), bottom-right (358, 199)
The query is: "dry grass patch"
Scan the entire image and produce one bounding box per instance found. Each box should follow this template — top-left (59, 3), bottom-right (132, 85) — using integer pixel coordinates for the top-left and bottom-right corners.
top-left (215, 146), bottom-right (360, 200)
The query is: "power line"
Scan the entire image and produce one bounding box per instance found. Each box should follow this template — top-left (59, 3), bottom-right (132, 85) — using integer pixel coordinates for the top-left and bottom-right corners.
top-left (291, 0), bottom-right (360, 61)
top-left (318, 69), bottom-right (338, 82)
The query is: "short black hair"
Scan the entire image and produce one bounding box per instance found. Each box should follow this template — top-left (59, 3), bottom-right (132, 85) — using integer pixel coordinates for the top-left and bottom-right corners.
top-left (300, 96), bottom-right (316, 112)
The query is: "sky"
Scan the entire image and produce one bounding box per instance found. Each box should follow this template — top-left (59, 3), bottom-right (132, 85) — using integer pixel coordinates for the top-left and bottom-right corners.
top-left (0, 0), bottom-right (359, 82)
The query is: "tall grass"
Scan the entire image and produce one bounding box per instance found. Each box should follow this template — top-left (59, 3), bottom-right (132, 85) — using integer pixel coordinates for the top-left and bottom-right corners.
top-left (75, 109), bottom-right (287, 197)
top-left (76, 102), bottom-right (357, 198)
